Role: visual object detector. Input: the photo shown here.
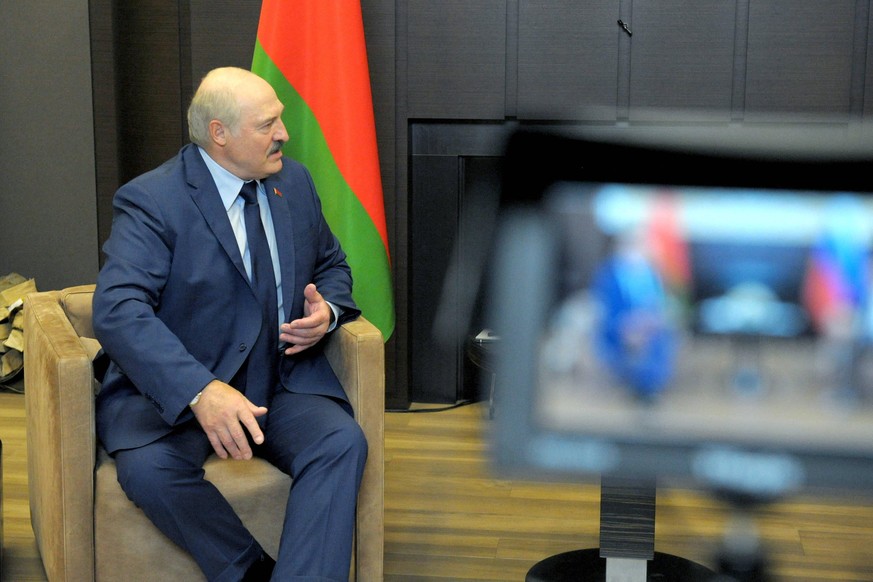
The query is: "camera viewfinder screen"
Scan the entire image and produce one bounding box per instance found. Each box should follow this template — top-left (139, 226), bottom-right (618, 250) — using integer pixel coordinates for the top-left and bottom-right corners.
top-left (535, 181), bottom-right (873, 460)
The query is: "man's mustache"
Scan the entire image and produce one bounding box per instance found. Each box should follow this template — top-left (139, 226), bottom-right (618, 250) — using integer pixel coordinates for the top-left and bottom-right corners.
top-left (269, 141), bottom-right (285, 155)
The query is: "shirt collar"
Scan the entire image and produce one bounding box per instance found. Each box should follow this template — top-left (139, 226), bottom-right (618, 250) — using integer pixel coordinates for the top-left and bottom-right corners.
top-left (197, 146), bottom-right (252, 212)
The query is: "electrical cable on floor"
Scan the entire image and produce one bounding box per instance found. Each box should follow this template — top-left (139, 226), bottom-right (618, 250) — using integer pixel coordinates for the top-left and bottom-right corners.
top-left (386, 399), bottom-right (478, 413)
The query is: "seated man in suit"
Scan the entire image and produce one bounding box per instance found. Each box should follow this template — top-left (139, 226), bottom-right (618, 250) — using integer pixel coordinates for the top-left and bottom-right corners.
top-left (92, 66), bottom-right (366, 582)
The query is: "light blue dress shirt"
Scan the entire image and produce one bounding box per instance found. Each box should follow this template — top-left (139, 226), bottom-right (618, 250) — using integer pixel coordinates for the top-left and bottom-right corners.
top-left (197, 147), bottom-right (339, 334)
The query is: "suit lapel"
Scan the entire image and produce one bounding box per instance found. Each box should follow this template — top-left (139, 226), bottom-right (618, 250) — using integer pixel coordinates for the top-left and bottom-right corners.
top-left (182, 146), bottom-right (250, 284)
top-left (264, 177), bottom-right (296, 321)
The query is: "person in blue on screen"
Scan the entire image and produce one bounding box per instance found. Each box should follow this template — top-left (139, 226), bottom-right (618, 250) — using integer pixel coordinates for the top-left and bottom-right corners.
top-left (591, 224), bottom-right (677, 401)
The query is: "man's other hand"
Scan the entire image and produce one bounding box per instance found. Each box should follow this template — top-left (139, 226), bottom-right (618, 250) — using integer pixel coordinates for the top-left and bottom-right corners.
top-left (280, 283), bottom-right (331, 355)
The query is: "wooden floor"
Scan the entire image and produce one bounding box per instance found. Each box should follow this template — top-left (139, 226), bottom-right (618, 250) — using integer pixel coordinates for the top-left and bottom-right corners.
top-left (2, 391), bottom-right (873, 581)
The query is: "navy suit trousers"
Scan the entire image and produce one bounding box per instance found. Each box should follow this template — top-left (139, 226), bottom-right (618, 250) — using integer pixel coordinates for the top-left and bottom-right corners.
top-left (113, 390), bottom-right (367, 582)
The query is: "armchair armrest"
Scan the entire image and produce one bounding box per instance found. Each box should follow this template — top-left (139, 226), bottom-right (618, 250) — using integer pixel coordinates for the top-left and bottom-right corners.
top-left (324, 316), bottom-right (384, 581)
top-left (24, 288), bottom-right (99, 581)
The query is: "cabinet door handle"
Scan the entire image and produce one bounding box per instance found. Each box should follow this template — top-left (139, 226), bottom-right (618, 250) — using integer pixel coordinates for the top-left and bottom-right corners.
top-left (617, 19), bottom-right (633, 37)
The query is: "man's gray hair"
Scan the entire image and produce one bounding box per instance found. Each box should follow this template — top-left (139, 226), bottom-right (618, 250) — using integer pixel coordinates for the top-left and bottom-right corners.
top-left (187, 81), bottom-right (241, 147)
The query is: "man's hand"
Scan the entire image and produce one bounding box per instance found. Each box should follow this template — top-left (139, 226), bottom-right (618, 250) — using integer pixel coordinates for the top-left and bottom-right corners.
top-left (280, 283), bottom-right (332, 356)
top-left (191, 379), bottom-right (268, 460)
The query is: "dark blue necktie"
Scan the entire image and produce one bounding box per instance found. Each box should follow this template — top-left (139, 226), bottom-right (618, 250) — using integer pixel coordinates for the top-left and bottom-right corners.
top-left (238, 181), bottom-right (278, 402)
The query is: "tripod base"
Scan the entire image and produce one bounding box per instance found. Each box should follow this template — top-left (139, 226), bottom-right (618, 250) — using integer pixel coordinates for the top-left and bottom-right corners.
top-left (525, 549), bottom-right (715, 582)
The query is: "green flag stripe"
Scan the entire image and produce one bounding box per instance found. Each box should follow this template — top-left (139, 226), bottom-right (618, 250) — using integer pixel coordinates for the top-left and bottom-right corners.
top-left (253, 42), bottom-right (395, 338)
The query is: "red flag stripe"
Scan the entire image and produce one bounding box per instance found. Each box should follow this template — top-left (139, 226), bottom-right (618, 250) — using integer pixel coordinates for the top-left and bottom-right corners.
top-left (256, 1), bottom-right (388, 249)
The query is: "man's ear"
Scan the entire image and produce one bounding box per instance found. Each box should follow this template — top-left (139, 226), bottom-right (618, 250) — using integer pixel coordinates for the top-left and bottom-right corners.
top-left (209, 120), bottom-right (227, 146)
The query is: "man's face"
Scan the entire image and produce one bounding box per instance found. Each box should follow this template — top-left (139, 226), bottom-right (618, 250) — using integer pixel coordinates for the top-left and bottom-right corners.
top-left (222, 83), bottom-right (289, 181)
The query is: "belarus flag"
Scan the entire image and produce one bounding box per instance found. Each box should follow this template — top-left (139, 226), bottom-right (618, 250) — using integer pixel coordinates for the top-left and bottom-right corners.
top-left (252, 0), bottom-right (395, 340)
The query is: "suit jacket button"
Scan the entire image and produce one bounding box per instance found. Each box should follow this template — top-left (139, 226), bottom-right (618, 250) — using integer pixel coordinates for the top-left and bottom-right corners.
top-left (239, 343), bottom-right (247, 352)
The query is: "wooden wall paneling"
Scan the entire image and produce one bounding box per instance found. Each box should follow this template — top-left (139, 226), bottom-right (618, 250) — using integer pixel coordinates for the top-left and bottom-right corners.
top-left (94, 0), bottom-right (188, 258)
top-left (860, 0), bottom-right (873, 118)
top-left (847, 0), bottom-right (870, 120)
top-left (516, 0), bottom-right (619, 121)
top-left (409, 154), bottom-right (462, 403)
top-left (628, 0), bottom-right (736, 122)
top-left (361, 0), bottom-right (404, 408)
top-left (406, 0), bottom-right (507, 119)
top-left (730, 0), bottom-right (751, 121)
top-left (0, 0), bottom-right (99, 291)
top-left (393, 0), bottom-right (413, 408)
top-left (505, 0), bottom-right (520, 118)
top-left (113, 1), bottom-right (186, 184)
top-left (90, 0), bottom-right (120, 256)
top-left (617, 0), bottom-right (632, 120)
top-left (745, 0), bottom-right (857, 121)
top-left (188, 0), bottom-right (261, 84)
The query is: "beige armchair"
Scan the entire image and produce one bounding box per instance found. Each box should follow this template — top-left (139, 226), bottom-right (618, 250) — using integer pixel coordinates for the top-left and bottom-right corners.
top-left (23, 284), bottom-right (384, 581)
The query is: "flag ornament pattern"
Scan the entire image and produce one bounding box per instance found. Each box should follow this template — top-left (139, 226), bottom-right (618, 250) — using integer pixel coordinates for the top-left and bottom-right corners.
top-left (253, 0), bottom-right (394, 339)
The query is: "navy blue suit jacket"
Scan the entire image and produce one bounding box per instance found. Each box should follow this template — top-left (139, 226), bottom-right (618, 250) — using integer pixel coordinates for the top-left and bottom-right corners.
top-left (93, 144), bottom-right (360, 454)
